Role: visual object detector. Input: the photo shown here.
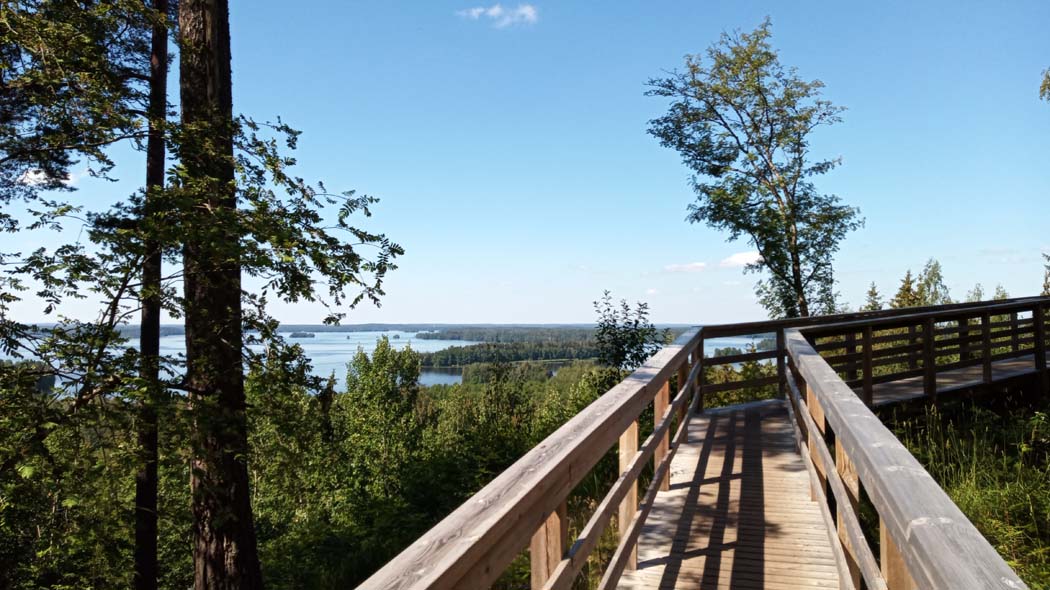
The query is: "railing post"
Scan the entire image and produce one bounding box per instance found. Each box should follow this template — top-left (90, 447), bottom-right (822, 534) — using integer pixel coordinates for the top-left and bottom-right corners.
top-left (981, 311), bottom-right (992, 384)
top-left (907, 324), bottom-right (918, 370)
top-left (880, 519), bottom-right (917, 590)
top-left (693, 338), bottom-right (705, 414)
top-left (776, 328), bottom-right (786, 399)
top-left (1035, 304), bottom-right (1047, 396)
top-left (675, 360), bottom-right (688, 427)
top-left (862, 326), bottom-right (873, 407)
top-left (958, 317), bottom-right (970, 363)
top-left (806, 383), bottom-right (827, 501)
top-left (835, 440), bottom-right (862, 588)
top-left (1011, 311), bottom-right (1020, 353)
top-left (618, 420), bottom-right (639, 571)
top-left (654, 380), bottom-right (670, 492)
top-left (530, 501), bottom-right (568, 589)
top-left (845, 330), bottom-right (858, 382)
top-left (923, 317), bottom-right (937, 402)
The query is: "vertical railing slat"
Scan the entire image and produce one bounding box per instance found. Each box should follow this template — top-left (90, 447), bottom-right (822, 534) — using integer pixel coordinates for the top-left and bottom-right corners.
top-left (880, 518), bottom-right (917, 590)
top-left (653, 380), bottom-right (670, 492)
top-left (862, 326), bottom-right (873, 407)
top-left (777, 328), bottom-right (786, 399)
top-left (981, 311), bottom-right (992, 383)
top-left (958, 317), bottom-right (970, 363)
top-left (923, 317), bottom-right (937, 401)
top-left (836, 439), bottom-right (863, 588)
top-left (618, 420), bottom-right (639, 571)
top-left (907, 324), bottom-right (919, 370)
top-left (806, 383), bottom-right (827, 500)
top-left (1035, 304), bottom-right (1047, 395)
top-left (1011, 311), bottom-right (1020, 353)
top-left (675, 360), bottom-right (688, 431)
top-left (693, 338), bottom-right (705, 414)
top-left (845, 331), bottom-right (858, 382)
top-left (530, 501), bottom-right (568, 589)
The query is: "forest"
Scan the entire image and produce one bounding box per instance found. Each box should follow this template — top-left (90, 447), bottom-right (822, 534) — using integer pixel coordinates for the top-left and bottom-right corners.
top-left (414, 326), bottom-right (600, 343)
top-left (418, 340), bottom-right (600, 367)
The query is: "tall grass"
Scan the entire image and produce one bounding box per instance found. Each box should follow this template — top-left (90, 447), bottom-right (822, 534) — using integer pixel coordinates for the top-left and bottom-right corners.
top-left (891, 404), bottom-right (1050, 588)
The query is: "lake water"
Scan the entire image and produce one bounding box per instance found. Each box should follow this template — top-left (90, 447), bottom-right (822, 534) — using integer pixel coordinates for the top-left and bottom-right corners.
top-left (157, 330), bottom-right (474, 387)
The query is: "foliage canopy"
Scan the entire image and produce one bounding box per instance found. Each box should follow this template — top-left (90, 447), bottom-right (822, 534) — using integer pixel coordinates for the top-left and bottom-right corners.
top-left (647, 18), bottom-right (862, 318)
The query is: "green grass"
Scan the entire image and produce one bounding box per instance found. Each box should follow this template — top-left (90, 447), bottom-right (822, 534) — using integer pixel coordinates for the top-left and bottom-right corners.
top-left (890, 403), bottom-right (1050, 588)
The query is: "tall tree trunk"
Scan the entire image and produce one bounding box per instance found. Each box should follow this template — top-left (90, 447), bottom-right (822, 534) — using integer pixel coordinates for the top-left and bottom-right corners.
top-left (135, 2), bottom-right (168, 589)
top-left (177, 0), bottom-right (263, 588)
top-left (791, 253), bottom-right (809, 317)
top-left (786, 221), bottom-right (809, 317)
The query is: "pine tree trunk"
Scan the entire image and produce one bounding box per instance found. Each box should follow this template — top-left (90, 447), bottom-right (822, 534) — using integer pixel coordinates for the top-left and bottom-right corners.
top-left (134, 2), bottom-right (168, 589)
top-left (177, 0), bottom-right (264, 587)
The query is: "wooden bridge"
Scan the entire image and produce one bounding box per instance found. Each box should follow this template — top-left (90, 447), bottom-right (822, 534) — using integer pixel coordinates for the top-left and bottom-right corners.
top-left (361, 297), bottom-right (1049, 590)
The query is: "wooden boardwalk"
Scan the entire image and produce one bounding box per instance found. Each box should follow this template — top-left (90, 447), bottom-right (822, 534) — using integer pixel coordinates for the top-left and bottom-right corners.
top-left (619, 401), bottom-right (839, 590)
top-left (616, 353), bottom-right (1050, 590)
top-left (870, 352), bottom-right (1050, 406)
top-left (363, 298), bottom-right (1043, 590)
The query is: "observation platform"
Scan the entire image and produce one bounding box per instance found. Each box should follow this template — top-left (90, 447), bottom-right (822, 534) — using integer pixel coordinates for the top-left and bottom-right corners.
top-left (360, 297), bottom-right (1048, 590)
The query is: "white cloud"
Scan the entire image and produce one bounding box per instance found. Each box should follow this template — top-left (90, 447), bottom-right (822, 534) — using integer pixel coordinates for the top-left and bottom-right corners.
top-left (458, 6), bottom-right (487, 18)
top-left (18, 169), bottom-right (50, 186)
top-left (645, 288), bottom-right (659, 296)
top-left (457, 3), bottom-right (538, 27)
top-left (17, 168), bottom-right (87, 187)
top-left (719, 251), bottom-right (762, 268)
top-left (664, 261), bottom-right (707, 273)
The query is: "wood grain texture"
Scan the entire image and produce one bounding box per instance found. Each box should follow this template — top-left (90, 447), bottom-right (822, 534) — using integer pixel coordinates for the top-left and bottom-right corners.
top-left (785, 329), bottom-right (1028, 590)
top-left (866, 352), bottom-right (1050, 407)
top-left (654, 382), bottom-right (670, 493)
top-left (880, 518), bottom-right (916, 590)
top-left (530, 502), bottom-right (568, 589)
top-left (617, 402), bottom-right (840, 590)
top-left (620, 421), bottom-right (640, 572)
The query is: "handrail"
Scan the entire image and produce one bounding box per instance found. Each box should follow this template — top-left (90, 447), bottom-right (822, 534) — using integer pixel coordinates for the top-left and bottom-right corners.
top-left (785, 322), bottom-right (1031, 588)
top-left (699, 296), bottom-right (1047, 338)
top-left (359, 328), bottom-right (703, 589)
top-left (801, 297), bottom-right (1050, 337)
top-left (781, 359), bottom-right (878, 590)
top-left (804, 298), bottom-right (1048, 406)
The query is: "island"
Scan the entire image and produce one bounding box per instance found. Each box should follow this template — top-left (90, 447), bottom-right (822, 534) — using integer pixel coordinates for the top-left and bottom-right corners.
top-left (289, 331), bottom-right (315, 339)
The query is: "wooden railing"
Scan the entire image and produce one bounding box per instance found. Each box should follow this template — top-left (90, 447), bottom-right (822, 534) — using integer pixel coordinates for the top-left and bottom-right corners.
top-left (359, 297), bottom-right (1049, 590)
top-left (782, 298), bottom-right (1049, 590)
top-left (359, 327), bottom-right (705, 590)
top-left (803, 299), bottom-right (1049, 405)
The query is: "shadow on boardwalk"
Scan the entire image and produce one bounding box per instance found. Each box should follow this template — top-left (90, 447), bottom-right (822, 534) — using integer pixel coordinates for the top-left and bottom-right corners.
top-left (618, 400), bottom-right (839, 590)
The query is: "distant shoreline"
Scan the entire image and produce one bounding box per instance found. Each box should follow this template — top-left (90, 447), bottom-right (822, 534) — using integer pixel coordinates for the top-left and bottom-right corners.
top-left (32, 322), bottom-right (694, 338)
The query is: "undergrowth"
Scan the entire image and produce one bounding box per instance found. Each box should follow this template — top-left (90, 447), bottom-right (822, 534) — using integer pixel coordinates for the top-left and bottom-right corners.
top-left (891, 403), bottom-right (1050, 588)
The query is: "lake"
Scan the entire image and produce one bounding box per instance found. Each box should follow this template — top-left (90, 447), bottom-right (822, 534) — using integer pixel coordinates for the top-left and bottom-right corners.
top-left (158, 330), bottom-right (475, 387)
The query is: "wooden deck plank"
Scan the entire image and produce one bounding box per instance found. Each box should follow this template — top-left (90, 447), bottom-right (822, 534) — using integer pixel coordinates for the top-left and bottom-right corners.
top-left (869, 351), bottom-right (1050, 406)
top-left (618, 401), bottom-right (839, 590)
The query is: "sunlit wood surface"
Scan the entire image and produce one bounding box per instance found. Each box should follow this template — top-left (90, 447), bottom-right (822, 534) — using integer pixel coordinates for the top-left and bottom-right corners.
top-left (618, 401), bottom-right (839, 590)
top-left (870, 352), bottom-right (1050, 406)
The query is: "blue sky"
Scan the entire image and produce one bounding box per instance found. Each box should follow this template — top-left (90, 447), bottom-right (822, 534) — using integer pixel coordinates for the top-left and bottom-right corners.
top-left (7, 0), bottom-right (1050, 325)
